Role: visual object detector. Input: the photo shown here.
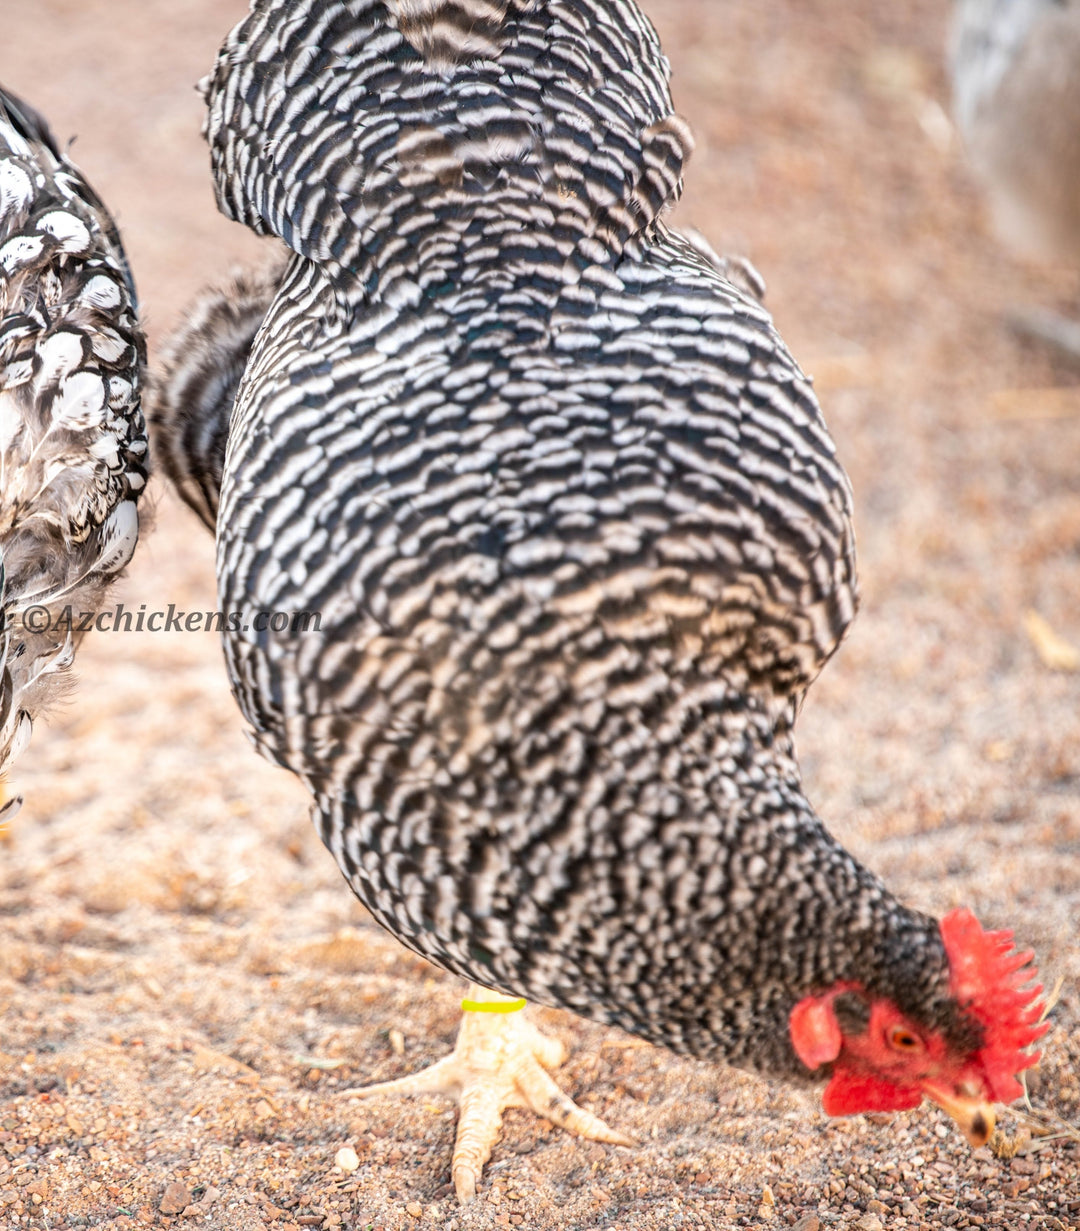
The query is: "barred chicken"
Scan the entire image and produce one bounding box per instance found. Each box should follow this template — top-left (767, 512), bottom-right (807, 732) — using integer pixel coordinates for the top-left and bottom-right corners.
top-left (153, 0), bottom-right (1046, 1201)
top-left (0, 87), bottom-right (147, 821)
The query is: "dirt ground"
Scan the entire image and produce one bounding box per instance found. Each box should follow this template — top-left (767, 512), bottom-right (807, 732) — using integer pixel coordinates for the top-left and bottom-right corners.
top-left (1, 1), bottom-right (1078, 1229)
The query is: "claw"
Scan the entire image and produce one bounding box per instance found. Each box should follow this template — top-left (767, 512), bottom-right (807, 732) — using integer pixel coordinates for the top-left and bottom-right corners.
top-left (344, 984), bottom-right (636, 1202)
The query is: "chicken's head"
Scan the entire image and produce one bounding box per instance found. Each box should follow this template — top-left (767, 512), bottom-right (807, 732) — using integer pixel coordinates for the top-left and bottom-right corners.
top-left (788, 909), bottom-right (1047, 1146)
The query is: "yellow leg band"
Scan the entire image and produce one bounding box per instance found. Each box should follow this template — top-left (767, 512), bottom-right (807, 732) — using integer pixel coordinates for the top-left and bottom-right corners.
top-left (461, 997), bottom-right (527, 1014)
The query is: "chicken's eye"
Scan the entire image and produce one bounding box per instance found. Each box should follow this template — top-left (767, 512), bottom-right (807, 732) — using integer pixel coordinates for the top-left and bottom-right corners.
top-left (888, 1026), bottom-right (924, 1052)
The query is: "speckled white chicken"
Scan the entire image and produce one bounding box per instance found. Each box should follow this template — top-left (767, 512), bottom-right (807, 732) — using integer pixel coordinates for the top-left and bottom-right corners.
top-left (0, 87), bottom-right (148, 818)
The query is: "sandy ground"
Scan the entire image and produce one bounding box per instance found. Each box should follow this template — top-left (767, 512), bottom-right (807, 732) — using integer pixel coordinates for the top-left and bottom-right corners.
top-left (1, 1), bottom-right (1079, 1228)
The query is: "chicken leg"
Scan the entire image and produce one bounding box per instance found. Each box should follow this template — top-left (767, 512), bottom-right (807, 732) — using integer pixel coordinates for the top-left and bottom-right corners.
top-left (345, 984), bottom-right (636, 1202)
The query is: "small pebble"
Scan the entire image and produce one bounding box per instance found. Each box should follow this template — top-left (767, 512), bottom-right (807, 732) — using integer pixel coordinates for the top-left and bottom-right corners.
top-left (406, 1202), bottom-right (422, 1218)
top-left (335, 1147), bottom-right (360, 1172)
top-left (792, 1217), bottom-right (820, 1231)
top-left (159, 1182), bottom-right (191, 1216)
top-left (185, 1184), bottom-right (220, 1214)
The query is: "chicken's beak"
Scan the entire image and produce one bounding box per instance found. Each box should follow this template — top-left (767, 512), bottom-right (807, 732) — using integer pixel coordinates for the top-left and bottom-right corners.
top-left (920, 1080), bottom-right (995, 1147)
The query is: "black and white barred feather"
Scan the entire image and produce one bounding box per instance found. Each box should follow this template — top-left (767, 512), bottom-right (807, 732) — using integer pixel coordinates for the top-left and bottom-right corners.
top-left (0, 87), bottom-right (147, 810)
top-left (158, 0), bottom-right (967, 1082)
top-left (151, 259), bottom-right (284, 531)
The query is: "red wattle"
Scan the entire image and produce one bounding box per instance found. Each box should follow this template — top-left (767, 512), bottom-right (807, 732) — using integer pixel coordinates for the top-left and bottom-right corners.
top-left (822, 1070), bottom-right (923, 1116)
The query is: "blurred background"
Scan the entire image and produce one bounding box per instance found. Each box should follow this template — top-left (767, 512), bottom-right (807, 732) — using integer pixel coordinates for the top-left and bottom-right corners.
top-left (1, 1), bottom-right (1078, 1228)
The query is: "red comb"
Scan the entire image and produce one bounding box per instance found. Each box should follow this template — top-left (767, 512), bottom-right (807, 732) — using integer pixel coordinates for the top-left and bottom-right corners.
top-left (941, 908), bottom-right (1048, 1102)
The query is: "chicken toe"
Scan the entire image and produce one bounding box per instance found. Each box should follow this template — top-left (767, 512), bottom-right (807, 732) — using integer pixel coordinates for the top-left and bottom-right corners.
top-left (344, 984), bottom-right (636, 1202)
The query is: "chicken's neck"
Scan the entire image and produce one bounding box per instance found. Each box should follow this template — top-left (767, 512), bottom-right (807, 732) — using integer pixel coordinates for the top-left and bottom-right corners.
top-left (314, 694), bottom-right (955, 1084)
top-left (561, 727), bottom-right (955, 1079)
